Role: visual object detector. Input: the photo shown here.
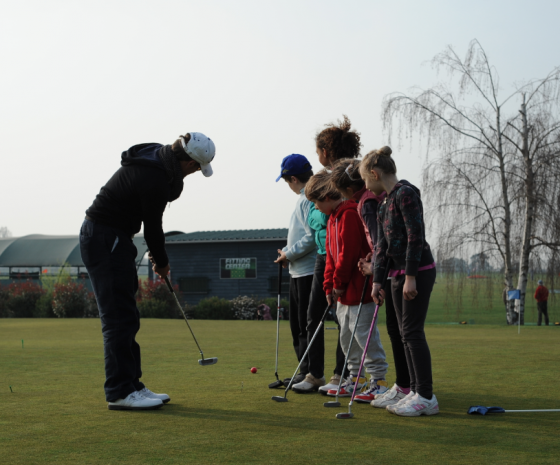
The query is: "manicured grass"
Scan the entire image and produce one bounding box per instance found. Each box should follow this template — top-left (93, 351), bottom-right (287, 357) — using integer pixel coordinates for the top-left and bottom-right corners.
top-left (1, 319), bottom-right (559, 464)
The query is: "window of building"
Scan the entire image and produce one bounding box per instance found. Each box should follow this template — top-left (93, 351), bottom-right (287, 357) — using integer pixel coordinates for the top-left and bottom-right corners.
top-left (178, 277), bottom-right (210, 294)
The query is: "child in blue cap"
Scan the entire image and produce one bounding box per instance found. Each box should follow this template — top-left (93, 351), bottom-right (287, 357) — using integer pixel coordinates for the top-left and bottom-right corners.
top-left (274, 154), bottom-right (320, 389)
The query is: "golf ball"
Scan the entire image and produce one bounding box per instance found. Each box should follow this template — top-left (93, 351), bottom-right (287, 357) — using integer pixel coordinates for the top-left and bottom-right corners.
top-left (250, 367), bottom-right (257, 373)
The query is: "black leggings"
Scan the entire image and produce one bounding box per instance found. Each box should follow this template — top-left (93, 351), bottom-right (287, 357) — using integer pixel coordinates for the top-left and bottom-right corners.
top-left (391, 268), bottom-right (436, 399)
top-left (385, 279), bottom-right (410, 388)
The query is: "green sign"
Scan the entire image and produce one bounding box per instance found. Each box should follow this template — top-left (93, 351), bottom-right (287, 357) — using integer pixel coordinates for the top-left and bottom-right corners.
top-left (220, 258), bottom-right (257, 279)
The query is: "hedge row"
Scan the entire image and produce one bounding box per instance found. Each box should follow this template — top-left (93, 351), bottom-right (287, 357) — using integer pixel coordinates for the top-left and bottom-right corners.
top-left (0, 278), bottom-right (290, 320)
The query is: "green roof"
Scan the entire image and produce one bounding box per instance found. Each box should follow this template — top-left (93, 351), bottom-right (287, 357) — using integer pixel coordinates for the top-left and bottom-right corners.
top-left (166, 229), bottom-right (288, 243)
top-left (0, 235), bottom-right (148, 267)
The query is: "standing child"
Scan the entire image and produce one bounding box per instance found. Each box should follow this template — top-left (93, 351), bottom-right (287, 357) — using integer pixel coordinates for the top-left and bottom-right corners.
top-left (330, 158), bottom-right (411, 406)
top-left (364, 146), bottom-right (439, 417)
top-left (305, 170), bottom-right (388, 398)
top-left (275, 154), bottom-right (318, 388)
top-left (310, 115), bottom-right (363, 396)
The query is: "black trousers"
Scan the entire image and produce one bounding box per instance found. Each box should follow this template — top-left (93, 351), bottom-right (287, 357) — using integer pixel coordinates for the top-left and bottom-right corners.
top-left (80, 219), bottom-right (145, 402)
top-left (391, 268), bottom-right (436, 399)
top-left (385, 278), bottom-right (410, 388)
top-left (537, 301), bottom-right (549, 326)
top-left (289, 274), bottom-right (314, 375)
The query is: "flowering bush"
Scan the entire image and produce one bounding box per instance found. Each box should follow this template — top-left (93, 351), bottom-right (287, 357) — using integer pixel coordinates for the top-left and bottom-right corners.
top-left (5, 281), bottom-right (45, 317)
top-left (231, 296), bottom-right (257, 320)
top-left (137, 279), bottom-right (180, 318)
top-left (52, 281), bottom-right (94, 318)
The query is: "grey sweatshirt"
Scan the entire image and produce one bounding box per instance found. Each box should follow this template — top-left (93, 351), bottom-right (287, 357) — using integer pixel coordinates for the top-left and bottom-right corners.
top-left (282, 188), bottom-right (317, 277)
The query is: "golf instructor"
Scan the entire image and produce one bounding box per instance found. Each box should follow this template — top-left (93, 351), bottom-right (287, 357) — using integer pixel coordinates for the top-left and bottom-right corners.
top-left (80, 132), bottom-right (215, 410)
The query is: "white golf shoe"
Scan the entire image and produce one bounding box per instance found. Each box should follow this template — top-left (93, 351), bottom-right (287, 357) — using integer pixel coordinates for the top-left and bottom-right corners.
top-left (319, 374), bottom-right (342, 396)
top-left (108, 391), bottom-right (163, 410)
top-left (371, 384), bottom-right (409, 408)
top-left (138, 387), bottom-right (170, 404)
top-left (391, 393), bottom-right (440, 417)
top-left (292, 374), bottom-right (326, 393)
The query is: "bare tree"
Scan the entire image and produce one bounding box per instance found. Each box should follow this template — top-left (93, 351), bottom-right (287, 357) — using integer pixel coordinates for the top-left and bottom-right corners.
top-left (0, 227), bottom-right (12, 239)
top-left (382, 39), bottom-right (560, 324)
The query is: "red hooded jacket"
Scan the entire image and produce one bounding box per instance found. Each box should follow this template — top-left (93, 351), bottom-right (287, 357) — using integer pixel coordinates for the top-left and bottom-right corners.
top-left (534, 285), bottom-right (549, 302)
top-left (323, 201), bottom-right (373, 306)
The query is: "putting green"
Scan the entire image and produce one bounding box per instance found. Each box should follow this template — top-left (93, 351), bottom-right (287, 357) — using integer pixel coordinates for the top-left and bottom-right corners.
top-left (1, 319), bottom-right (558, 464)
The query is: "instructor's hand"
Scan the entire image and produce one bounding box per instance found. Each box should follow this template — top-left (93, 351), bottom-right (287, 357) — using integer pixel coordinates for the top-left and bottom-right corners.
top-left (371, 283), bottom-right (385, 306)
top-left (153, 263), bottom-right (170, 279)
top-left (403, 275), bottom-right (418, 301)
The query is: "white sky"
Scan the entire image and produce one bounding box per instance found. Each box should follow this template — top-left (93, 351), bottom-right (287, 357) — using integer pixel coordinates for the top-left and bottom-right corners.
top-left (1, 0), bottom-right (559, 237)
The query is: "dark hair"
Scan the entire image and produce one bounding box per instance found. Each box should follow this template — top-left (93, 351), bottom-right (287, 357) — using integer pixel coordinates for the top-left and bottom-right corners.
top-left (282, 169), bottom-right (314, 184)
top-left (361, 146), bottom-right (396, 175)
top-left (304, 170), bottom-right (342, 202)
top-left (330, 158), bottom-right (364, 192)
top-left (171, 133), bottom-right (194, 162)
top-left (315, 115), bottom-right (362, 164)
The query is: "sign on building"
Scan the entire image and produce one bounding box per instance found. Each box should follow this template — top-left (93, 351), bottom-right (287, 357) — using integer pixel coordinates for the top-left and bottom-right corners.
top-left (220, 258), bottom-right (257, 279)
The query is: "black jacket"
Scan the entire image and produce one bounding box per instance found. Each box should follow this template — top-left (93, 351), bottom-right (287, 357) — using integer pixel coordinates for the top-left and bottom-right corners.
top-left (85, 143), bottom-right (173, 267)
top-left (374, 180), bottom-right (434, 282)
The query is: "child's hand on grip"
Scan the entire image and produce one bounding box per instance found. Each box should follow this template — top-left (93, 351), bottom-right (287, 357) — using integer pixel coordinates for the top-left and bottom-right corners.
top-left (403, 275), bottom-right (418, 300)
top-left (371, 283), bottom-right (385, 306)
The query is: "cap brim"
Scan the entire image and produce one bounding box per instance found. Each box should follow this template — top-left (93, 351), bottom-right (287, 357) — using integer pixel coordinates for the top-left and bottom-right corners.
top-left (275, 174), bottom-right (283, 182)
top-left (201, 163), bottom-right (213, 177)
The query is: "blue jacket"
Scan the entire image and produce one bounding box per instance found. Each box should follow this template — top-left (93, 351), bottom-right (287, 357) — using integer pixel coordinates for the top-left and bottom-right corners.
top-left (308, 204), bottom-right (328, 255)
top-left (282, 188), bottom-right (317, 277)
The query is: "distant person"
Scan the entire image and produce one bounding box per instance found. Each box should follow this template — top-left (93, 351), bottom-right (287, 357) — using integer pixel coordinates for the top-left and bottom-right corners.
top-left (81, 132), bottom-right (215, 411)
top-left (259, 304), bottom-right (272, 321)
top-left (534, 280), bottom-right (550, 326)
top-left (274, 154), bottom-right (317, 388)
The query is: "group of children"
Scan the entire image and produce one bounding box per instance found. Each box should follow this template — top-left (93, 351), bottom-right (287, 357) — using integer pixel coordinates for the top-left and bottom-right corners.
top-left (275, 116), bottom-right (439, 417)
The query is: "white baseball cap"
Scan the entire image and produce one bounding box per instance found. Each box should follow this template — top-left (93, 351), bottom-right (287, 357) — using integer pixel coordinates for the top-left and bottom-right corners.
top-left (180, 132), bottom-right (215, 177)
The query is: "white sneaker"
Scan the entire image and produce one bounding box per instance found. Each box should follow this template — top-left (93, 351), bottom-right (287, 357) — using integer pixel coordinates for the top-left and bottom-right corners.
top-left (386, 390), bottom-right (415, 413)
top-left (138, 387), bottom-right (170, 404)
top-left (392, 393), bottom-right (440, 417)
top-left (371, 384), bottom-right (409, 408)
top-left (319, 374), bottom-right (342, 396)
top-left (108, 391), bottom-right (163, 410)
top-left (327, 376), bottom-right (366, 397)
top-left (292, 374), bottom-right (326, 393)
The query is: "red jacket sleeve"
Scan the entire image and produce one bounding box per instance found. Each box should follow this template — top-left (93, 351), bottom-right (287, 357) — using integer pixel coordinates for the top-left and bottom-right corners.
top-left (323, 218), bottom-right (334, 297)
top-left (332, 211), bottom-right (364, 291)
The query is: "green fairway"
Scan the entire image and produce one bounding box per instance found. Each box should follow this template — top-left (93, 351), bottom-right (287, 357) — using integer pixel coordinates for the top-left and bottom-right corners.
top-left (1, 319), bottom-right (559, 464)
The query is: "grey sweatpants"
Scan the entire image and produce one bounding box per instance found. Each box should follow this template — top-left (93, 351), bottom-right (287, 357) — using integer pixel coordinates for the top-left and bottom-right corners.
top-left (337, 301), bottom-right (388, 379)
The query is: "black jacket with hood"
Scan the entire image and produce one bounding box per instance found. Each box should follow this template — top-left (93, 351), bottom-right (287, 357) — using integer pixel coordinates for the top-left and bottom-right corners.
top-left (85, 143), bottom-right (176, 268)
top-left (373, 180), bottom-right (434, 282)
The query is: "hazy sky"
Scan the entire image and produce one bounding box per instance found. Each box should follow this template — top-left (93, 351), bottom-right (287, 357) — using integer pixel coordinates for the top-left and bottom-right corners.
top-left (1, 0), bottom-right (559, 237)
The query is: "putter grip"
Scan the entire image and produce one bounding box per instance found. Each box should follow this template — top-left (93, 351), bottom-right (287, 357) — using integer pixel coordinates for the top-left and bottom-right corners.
top-left (278, 261), bottom-right (282, 294)
top-left (164, 276), bottom-right (174, 294)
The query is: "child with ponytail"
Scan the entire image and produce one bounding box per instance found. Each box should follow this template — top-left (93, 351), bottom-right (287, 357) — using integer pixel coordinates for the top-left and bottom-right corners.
top-left (294, 116), bottom-right (363, 395)
top-left (361, 146), bottom-right (439, 417)
top-left (330, 159), bottom-right (411, 406)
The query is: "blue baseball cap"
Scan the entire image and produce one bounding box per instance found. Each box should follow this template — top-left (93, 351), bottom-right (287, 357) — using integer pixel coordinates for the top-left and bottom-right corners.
top-left (276, 154), bottom-right (312, 182)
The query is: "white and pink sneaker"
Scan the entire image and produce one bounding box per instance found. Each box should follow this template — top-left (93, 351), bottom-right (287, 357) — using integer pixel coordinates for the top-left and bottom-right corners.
top-left (371, 384), bottom-right (409, 408)
top-left (391, 393), bottom-right (439, 416)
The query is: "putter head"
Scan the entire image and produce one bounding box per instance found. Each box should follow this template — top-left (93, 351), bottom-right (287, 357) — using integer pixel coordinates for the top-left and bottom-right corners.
top-left (271, 396), bottom-right (288, 402)
top-left (198, 357), bottom-right (218, 366)
top-left (323, 401), bottom-right (341, 408)
top-left (336, 412), bottom-right (354, 419)
top-left (269, 380), bottom-right (284, 389)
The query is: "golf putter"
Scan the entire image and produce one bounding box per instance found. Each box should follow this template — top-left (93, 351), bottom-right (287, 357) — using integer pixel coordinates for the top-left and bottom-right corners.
top-left (337, 263), bottom-right (391, 419)
top-left (269, 262), bottom-right (285, 389)
top-left (271, 303), bottom-right (332, 403)
top-left (324, 276), bottom-right (370, 408)
top-left (164, 276), bottom-right (218, 366)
